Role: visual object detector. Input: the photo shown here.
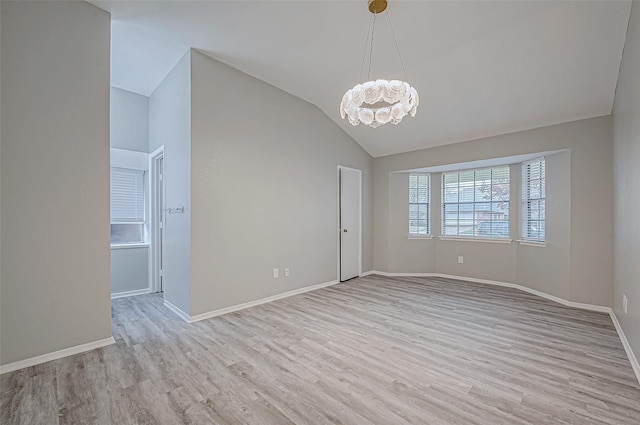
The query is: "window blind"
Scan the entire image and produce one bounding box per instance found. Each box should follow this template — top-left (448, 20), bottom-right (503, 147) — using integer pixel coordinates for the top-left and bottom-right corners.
top-left (442, 166), bottom-right (510, 238)
top-left (521, 158), bottom-right (545, 240)
top-left (409, 173), bottom-right (430, 235)
top-left (111, 167), bottom-right (145, 223)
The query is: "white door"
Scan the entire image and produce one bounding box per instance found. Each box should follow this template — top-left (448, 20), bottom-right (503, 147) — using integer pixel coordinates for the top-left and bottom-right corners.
top-left (158, 157), bottom-right (164, 291)
top-left (339, 167), bottom-right (361, 281)
top-left (150, 147), bottom-right (165, 293)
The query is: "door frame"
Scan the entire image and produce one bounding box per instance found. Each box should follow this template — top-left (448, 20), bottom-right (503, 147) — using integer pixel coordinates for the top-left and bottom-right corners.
top-left (337, 165), bottom-right (362, 282)
top-left (149, 145), bottom-right (165, 293)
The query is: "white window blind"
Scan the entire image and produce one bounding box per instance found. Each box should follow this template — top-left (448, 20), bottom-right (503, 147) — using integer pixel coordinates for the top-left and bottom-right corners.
top-left (442, 166), bottom-right (510, 238)
top-left (111, 167), bottom-right (145, 223)
top-left (409, 173), bottom-right (430, 235)
top-left (521, 158), bottom-right (545, 241)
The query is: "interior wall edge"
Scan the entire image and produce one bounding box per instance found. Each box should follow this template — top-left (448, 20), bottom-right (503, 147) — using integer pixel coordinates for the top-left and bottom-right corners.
top-left (610, 310), bottom-right (640, 385)
top-left (187, 279), bottom-right (339, 323)
top-left (110, 288), bottom-right (153, 300)
top-left (0, 337), bottom-right (115, 375)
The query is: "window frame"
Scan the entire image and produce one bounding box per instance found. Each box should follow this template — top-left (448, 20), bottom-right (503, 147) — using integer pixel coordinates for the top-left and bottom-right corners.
top-left (110, 166), bottom-right (146, 246)
top-left (441, 166), bottom-right (511, 240)
top-left (521, 158), bottom-right (546, 242)
top-left (408, 173), bottom-right (431, 237)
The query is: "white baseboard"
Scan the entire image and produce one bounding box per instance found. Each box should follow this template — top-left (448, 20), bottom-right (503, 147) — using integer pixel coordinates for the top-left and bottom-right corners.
top-left (364, 271), bottom-right (610, 313)
top-left (4, 273), bottom-right (636, 388)
top-left (436, 273), bottom-right (612, 313)
top-left (363, 271), bottom-right (640, 385)
top-left (111, 288), bottom-right (152, 299)
top-left (0, 337), bottom-right (116, 375)
top-left (367, 271), bottom-right (438, 278)
top-left (610, 311), bottom-right (640, 385)
top-left (163, 299), bottom-right (191, 322)
top-left (187, 280), bottom-right (340, 323)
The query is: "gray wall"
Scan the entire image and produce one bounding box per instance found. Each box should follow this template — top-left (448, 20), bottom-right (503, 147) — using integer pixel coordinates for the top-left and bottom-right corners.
top-left (110, 88), bottom-right (150, 296)
top-left (374, 116), bottom-right (613, 307)
top-left (110, 247), bottom-right (149, 294)
top-left (189, 50), bottom-right (373, 316)
top-left (0, 1), bottom-right (112, 365)
top-left (110, 87), bottom-right (149, 153)
top-left (612, 1), bottom-right (640, 362)
top-left (110, 88), bottom-right (150, 295)
top-left (149, 52), bottom-right (191, 314)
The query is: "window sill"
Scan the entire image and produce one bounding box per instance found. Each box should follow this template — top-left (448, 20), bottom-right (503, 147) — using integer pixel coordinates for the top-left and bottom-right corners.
top-left (111, 243), bottom-right (150, 250)
top-left (438, 236), bottom-right (513, 244)
top-left (517, 240), bottom-right (546, 247)
top-left (408, 235), bottom-right (433, 240)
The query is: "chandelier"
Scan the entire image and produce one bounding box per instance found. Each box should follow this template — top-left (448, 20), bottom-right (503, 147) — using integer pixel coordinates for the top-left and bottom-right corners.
top-left (340, 0), bottom-right (419, 128)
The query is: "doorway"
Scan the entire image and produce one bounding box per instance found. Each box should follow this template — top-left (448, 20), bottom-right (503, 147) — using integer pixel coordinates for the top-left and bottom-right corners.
top-left (338, 166), bottom-right (362, 282)
top-left (150, 146), bottom-right (165, 293)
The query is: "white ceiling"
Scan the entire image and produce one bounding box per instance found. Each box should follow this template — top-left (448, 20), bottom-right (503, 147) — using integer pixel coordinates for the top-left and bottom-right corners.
top-left (91, 0), bottom-right (632, 157)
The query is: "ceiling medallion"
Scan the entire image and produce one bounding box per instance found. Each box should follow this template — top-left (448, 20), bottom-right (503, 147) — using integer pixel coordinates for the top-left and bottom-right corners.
top-left (340, 0), bottom-right (419, 128)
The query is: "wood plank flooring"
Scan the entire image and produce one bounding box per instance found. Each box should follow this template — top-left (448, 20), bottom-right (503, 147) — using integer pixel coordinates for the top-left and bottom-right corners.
top-left (2, 275), bottom-right (639, 424)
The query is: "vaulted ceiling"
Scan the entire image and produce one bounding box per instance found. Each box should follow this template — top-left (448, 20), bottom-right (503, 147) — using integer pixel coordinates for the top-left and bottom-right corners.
top-left (91, 1), bottom-right (632, 157)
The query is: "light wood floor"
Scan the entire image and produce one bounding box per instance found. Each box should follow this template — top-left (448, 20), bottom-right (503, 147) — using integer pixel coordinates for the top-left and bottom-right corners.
top-left (2, 275), bottom-right (639, 424)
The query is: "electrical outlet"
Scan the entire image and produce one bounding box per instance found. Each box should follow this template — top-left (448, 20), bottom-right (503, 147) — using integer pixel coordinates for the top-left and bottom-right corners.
top-left (273, 268), bottom-right (279, 279)
top-left (284, 268), bottom-right (290, 277)
top-left (623, 295), bottom-right (628, 314)
top-left (458, 256), bottom-right (464, 264)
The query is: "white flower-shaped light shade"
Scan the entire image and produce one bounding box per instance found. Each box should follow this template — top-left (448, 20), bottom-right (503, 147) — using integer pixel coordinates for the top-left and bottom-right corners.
top-left (340, 79), bottom-right (419, 128)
